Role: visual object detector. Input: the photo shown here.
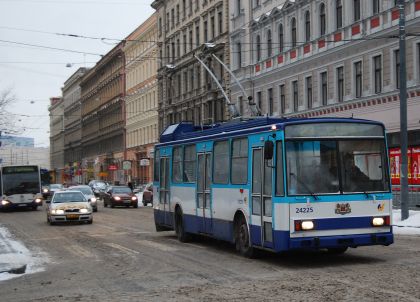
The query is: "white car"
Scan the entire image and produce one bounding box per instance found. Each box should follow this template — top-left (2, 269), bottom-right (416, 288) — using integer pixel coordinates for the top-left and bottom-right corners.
top-left (46, 191), bottom-right (93, 225)
top-left (69, 185), bottom-right (98, 212)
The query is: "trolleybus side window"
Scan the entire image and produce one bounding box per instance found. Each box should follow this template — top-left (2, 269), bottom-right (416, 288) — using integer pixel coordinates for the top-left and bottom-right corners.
top-left (172, 146), bottom-right (183, 183)
top-left (231, 138), bottom-right (248, 184)
top-left (275, 141), bottom-right (284, 196)
top-left (213, 140), bottom-right (229, 184)
top-left (252, 150), bottom-right (262, 215)
top-left (183, 145), bottom-right (196, 182)
top-left (154, 149), bottom-right (160, 182)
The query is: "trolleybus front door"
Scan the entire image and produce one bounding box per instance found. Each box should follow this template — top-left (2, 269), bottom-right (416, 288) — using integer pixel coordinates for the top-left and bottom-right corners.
top-left (159, 157), bottom-right (171, 226)
top-left (197, 153), bottom-right (212, 234)
top-left (251, 148), bottom-right (274, 248)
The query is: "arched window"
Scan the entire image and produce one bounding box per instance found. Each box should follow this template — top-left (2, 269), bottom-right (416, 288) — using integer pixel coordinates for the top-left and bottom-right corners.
top-left (305, 11), bottom-right (310, 42)
top-left (291, 18), bottom-right (297, 48)
top-left (336, 0), bottom-right (343, 29)
top-left (267, 30), bottom-right (272, 57)
top-left (278, 23), bottom-right (284, 52)
top-left (320, 3), bottom-right (326, 35)
top-left (256, 35), bottom-right (261, 61)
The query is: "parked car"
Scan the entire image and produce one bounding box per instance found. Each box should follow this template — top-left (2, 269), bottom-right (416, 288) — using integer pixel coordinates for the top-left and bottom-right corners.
top-left (88, 180), bottom-right (108, 198)
top-left (142, 183), bottom-right (153, 206)
top-left (46, 190), bottom-right (93, 225)
top-left (69, 185), bottom-right (98, 212)
top-left (42, 183), bottom-right (64, 199)
top-left (103, 186), bottom-right (138, 208)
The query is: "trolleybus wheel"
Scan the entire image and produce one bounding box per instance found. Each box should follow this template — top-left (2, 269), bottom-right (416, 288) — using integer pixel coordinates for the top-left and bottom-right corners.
top-left (175, 208), bottom-right (190, 242)
top-left (235, 216), bottom-right (255, 258)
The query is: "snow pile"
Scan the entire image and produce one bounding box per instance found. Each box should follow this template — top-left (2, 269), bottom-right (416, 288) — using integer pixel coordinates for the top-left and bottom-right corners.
top-left (0, 226), bottom-right (49, 281)
top-left (392, 210), bottom-right (420, 235)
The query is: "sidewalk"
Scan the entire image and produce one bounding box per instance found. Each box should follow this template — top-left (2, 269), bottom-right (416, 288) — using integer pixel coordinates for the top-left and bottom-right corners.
top-left (0, 226), bottom-right (46, 281)
top-left (392, 209), bottom-right (420, 235)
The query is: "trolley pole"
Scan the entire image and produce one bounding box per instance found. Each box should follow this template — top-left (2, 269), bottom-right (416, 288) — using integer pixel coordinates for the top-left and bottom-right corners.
top-left (399, 0), bottom-right (409, 220)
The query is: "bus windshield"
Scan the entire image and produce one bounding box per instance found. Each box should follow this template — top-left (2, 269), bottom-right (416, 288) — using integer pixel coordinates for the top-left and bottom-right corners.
top-left (2, 166), bottom-right (40, 195)
top-left (286, 139), bottom-right (389, 195)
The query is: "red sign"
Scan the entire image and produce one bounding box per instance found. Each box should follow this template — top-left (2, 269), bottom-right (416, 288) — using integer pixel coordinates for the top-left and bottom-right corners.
top-left (389, 146), bottom-right (420, 185)
top-left (108, 165), bottom-right (117, 171)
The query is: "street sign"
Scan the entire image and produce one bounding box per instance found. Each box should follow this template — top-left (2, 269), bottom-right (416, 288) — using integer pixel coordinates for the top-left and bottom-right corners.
top-left (122, 160), bottom-right (132, 170)
top-left (140, 159), bottom-right (150, 166)
top-left (108, 165), bottom-right (117, 171)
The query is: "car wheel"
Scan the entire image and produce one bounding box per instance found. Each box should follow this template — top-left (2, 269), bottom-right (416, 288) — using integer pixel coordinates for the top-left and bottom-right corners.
top-left (87, 219), bottom-right (93, 224)
top-left (235, 215), bottom-right (255, 258)
top-left (93, 208), bottom-right (98, 212)
top-left (110, 203), bottom-right (115, 208)
top-left (32, 206), bottom-right (38, 211)
top-left (133, 204), bottom-right (138, 208)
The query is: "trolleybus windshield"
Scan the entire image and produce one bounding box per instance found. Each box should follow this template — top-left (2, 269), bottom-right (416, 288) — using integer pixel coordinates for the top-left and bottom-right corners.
top-left (2, 166), bottom-right (40, 195)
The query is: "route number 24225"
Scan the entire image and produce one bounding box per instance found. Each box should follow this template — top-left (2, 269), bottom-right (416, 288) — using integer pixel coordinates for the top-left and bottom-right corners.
top-left (295, 207), bottom-right (314, 213)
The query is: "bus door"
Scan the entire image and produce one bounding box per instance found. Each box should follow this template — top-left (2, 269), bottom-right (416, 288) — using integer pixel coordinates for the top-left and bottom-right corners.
top-left (251, 147), bottom-right (274, 248)
top-left (196, 152), bottom-right (212, 234)
top-left (159, 157), bottom-right (171, 226)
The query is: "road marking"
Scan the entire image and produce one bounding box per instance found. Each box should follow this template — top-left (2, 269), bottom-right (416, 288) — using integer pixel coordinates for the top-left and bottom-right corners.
top-left (104, 242), bottom-right (140, 255)
top-left (136, 240), bottom-right (178, 252)
top-left (64, 244), bottom-right (95, 258)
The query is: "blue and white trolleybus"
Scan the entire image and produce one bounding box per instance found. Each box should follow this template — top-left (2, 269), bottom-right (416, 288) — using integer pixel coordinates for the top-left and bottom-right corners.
top-left (153, 117), bottom-right (393, 256)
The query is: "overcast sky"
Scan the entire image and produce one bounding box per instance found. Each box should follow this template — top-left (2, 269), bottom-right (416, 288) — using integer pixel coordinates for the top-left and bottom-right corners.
top-left (0, 0), bottom-right (154, 147)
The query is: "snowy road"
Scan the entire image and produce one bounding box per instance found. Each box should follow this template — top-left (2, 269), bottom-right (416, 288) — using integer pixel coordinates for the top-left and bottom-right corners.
top-left (0, 204), bottom-right (420, 301)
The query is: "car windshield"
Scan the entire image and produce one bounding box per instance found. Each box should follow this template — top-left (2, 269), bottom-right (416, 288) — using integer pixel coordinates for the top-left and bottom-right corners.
top-left (286, 139), bottom-right (389, 195)
top-left (50, 184), bottom-right (63, 189)
top-left (53, 192), bottom-right (86, 203)
top-left (113, 187), bottom-right (132, 194)
top-left (71, 187), bottom-right (93, 195)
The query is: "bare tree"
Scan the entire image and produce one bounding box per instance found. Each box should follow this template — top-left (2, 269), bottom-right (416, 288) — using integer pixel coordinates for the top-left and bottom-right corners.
top-left (0, 87), bottom-right (18, 135)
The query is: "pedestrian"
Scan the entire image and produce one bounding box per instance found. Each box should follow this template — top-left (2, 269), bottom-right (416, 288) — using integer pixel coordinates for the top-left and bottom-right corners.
top-left (128, 181), bottom-right (133, 191)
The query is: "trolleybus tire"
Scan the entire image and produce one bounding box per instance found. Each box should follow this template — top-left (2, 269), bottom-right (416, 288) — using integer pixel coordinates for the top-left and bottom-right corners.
top-left (235, 215), bottom-right (255, 258)
top-left (175, 208), bottom-right (191, 242)
top-left (327, 247), bottom-right (348, 254)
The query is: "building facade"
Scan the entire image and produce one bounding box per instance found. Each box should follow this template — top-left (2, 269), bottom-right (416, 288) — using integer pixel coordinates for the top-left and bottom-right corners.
top-left (62, 67), bottom-right (87, 184)
top-left (152, 0), bottom-right (232, 133)
top-left (124, 14), bottom-right (159, 185)
top-left (0, 146), bottom-right (50, 170)
top-left (0, 135), bottom-right (34, 147)
top-left (49, 97), bottom-right (65, 183)
top-left (230, 0), bottom-right (420, 148)
top-left (80, 43), bottom-right (126, 184)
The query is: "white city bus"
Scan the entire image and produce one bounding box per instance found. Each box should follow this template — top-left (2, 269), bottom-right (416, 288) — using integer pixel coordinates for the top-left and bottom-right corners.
top-left (0, 165), bottom-right (43, 210)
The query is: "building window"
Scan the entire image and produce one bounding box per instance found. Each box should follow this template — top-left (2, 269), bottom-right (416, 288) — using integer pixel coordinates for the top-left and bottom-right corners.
top-left (256, 91), bottom-right (262, 111)
top-left (183, 0), bottom-right (186, 18)
top-left (210, 16), bottom-right (215, 39)
top-left (320, 3), bottom-right (326, 36)
top-left (159, 18), bottom-right (162, 36)
top-left (184, 71), bottom-right (188, 94)
top-left (395, 49), bottom-right (400, 89)
top-left (291, 18), bottom-right (297, 48)
top-left (372, 0), bottom-right (380, 14)
top-left (256, 35), bottom-right (261, 61)
top-left (306, 76), bottom-right (312, 109)
top-left (195, 0), bottom-right (198, 11)
top-left (176, 39), bottom-right (180, 58)
top-left (278, 24), bottom-right (284, 52)
top-left (354, 61), bottom-right (362, 98)
top-left (354, 0), bottom-right (360, 21)
top-left (171, 8), bottom-right (175, 28)
top-left (305, 11), bottom-right (311, 42)
top-left (236, 0), bottom-right (241, 15)
top-left (238, 96), bottom-right (243, 115)
top-left (218, 11), bottom-right (223, 35)
top-left (336, 0), bottom-right (343, 29)
top-left (237, 42), bottom-right (242, 68)
top-left (321, 71), bottom-right (328, 105)
top-left (189, 29), bottom-right (193, 52)
top-left (279, 84), bottom-right (285, 114)
top-left (189, 0), bottom-right (193, 15)
top-left (204, 21), bottom-right (208, 42)
top-left (196, 25), bottom-right (200, 47)
top-left (267, 30), bottom-right (272, 57)
top-left (292, 80), bottom-right (298, 112)
top-left (171, 42), bottom-right (175, 61)
top-left (176, 5), bottom-right (180, 24)
top-left (373, 55), bottom-right (382, 93)
top-left (183, 33), bottom-right (187, 54)
top-left (166, 12), bottom-right (169, 30)
top-left (267, 88), bottom-right (273, 115)
top-left (337, 66), bottom-right (344, 102)
top-left (231, 138), bottom-right (248, 184)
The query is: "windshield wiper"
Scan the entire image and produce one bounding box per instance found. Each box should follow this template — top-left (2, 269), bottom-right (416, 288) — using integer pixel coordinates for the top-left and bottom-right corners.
top-left (289, 172), bottom-right (319, 200)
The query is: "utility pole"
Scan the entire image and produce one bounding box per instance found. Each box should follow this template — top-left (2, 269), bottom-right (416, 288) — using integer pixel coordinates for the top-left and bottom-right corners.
top-left (399, 0), bottom-right (409, 220)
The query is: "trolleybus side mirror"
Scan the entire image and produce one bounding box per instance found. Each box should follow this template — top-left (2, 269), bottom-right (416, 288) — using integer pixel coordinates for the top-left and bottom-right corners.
top-left (264, 140), bottom-right (274, 160)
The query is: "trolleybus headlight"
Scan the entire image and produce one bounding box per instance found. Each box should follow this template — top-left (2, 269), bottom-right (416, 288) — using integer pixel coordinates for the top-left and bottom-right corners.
top-left (35, 198), bottom-right (42, 203)
top-left (1, 200), bottom-right (9, 205)
top-left (301, 220), bottom-right (315, 230)
top-left (372, 217), bottom-right (389, 226)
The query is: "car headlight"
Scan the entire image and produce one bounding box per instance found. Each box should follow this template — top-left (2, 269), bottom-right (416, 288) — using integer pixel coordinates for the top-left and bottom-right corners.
top-left (35, 198), bottom-right (42, 203)
top-left (131, 196), bottom-right (137, 201)
top-left (114, 196), bottom-right (121, 201)
top-left (43, 189), bottom-right (49, 193)
top-left (51, 209), bottom-right (64, 215)
top-left (80, 208), bottom-right (89, 214)
top-left (90, 197), bottom-right (97, 202)
top-left (1, 200), bottom-right (9, 205)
